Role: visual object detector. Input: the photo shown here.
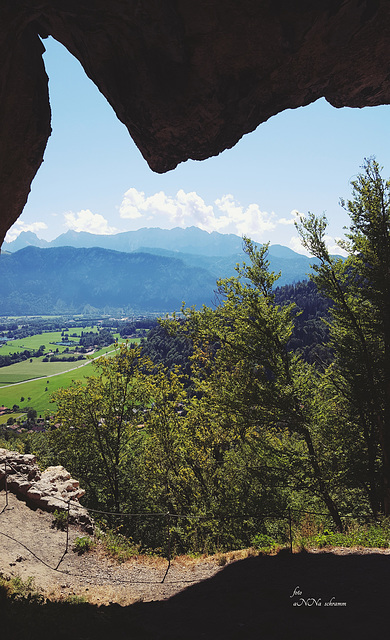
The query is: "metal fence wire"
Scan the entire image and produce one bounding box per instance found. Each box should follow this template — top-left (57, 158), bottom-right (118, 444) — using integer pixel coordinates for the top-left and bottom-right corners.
top-left (0, 460), bottom-right (383, 584)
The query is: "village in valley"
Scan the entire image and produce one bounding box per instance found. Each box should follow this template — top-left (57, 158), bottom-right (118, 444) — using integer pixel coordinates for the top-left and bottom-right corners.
top-left (0, 314), bottom-right (156, 438)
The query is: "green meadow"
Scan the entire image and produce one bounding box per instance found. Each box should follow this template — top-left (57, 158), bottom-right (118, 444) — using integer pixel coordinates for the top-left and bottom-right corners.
top-left (0, 339), bottom-right (138, 415)
top-left (0, 412), bottom-right (27, 425)
top-left (0, 327), bottom-right (97, 356)
top-left (0, 365), bottom-right (95, 415)
top-left (0, 359), bottom-right (78, 384)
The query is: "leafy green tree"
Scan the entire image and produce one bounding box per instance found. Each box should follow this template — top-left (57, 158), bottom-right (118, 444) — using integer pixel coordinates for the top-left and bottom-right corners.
top-left (165, 238), bottom-right (343, 530)
top-left (27, 408), bottom-right (37, 422)
top-left (296, 158), bottom-right (390, 515)
top-left (50, 343), bottom-right (151, 513)
top-left (141, 366), bottom-right (192, 514)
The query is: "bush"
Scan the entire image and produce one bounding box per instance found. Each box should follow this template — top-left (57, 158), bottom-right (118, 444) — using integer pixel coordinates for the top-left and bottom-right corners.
top-left (73, 536), bottom-right (94, 554)
top-left (52, 509), bottom-right (68, 530)
top-left (0, 574), bottom-right (44, 604)
top-left (96, 527), bottom-right (140, 563)
top-left (64, 594), bottom-right (87, 604)
top-left (251, 533), bottom-right (278, 551)
top-left (298, 521), bottom-right (390, 550)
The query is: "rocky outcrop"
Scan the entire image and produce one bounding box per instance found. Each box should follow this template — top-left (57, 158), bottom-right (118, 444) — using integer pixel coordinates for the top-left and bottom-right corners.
top-left (1, 1), bottom-right (390, 244)
top-left (0, 448), bottom-right (93, 533)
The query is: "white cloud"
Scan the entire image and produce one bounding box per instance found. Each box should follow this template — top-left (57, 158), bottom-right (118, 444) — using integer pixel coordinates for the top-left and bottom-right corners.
top-left (278, 209), bottom-right (302, 226)
top-left (5, 221), bottom-right (48, 243)
top-left (289, 233), bottom-right (348, 257)
top-left (214, 195), bottom-right (276, 238)
top-left (64, 209), bottom-right (119, 235)
top-left (324, 235), bottom-right (348, 257)
top-left (119, 188), bottom-right (276, 241)
top-left (120, 188), bottom-right (215, 228)
top-left (288, 236), bottom-right (312, 256)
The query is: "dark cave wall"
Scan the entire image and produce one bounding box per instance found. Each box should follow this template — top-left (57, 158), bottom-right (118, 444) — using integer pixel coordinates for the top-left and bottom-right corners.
top-left (1, 1), bottom-right (390, 245)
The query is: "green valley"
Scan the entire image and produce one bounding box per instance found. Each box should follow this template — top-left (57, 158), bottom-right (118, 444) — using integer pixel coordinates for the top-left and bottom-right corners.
top-left (0, 316), bottom-right (146, 417)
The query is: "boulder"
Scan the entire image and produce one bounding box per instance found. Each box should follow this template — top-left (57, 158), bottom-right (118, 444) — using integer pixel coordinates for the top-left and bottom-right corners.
top-left (0, 448), bottom-right (93, 533)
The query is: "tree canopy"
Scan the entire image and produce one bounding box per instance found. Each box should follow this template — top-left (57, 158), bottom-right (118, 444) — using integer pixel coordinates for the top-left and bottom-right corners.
top-left (297, 157), bottom-right (390, 516)
top-left (36, 158), bottom-right (390, 553)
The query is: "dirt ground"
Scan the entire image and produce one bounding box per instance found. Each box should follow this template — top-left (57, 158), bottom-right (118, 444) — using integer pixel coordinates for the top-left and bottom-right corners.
top-left (1, 489), bottom-right (390, 639)
top-left (0, 490), bottom-right (225, 605)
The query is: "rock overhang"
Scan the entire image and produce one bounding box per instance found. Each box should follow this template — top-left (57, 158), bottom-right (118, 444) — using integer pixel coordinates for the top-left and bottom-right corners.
top-left (1, 0), bottom-right (390, 245)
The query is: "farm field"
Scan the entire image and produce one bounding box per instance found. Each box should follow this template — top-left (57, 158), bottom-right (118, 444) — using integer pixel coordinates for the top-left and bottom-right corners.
top-left (0, 340), bottom-right (138, 415)
top-left (0, 327), bottom-right (97, 356)
top-left (0, 364), bottom-right (95, 415)
top-left (0, 412), bottom-right (27, 425)
top-left (0, 359), bottom-right (79, 384)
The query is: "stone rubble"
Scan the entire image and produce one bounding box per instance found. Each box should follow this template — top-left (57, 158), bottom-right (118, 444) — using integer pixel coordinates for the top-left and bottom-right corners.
top-left (0, 448), bottom-right (93, 533)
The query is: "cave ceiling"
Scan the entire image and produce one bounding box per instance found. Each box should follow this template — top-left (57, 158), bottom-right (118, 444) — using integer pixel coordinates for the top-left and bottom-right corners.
top-left (1, 0), bottom-right (390, 245)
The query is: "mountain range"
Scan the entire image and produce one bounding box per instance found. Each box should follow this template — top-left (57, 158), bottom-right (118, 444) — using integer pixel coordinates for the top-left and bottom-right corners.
top-left (0, 227), bottom-right (320, 315)
top-left (4, 228), bottom-right (249, 256)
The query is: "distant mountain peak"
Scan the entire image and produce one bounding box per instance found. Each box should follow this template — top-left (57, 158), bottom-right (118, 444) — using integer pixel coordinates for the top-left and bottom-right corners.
top-left (2, 231), bottom-right (49, 252)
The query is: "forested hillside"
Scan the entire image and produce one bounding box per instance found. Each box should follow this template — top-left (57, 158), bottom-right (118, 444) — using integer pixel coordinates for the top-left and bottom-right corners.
top-left (0, 246), bottom-right (217, 314)
top-left (141, 279), bottom-right (332, 374)
top-left (1, 227), bottom-right (321, 315)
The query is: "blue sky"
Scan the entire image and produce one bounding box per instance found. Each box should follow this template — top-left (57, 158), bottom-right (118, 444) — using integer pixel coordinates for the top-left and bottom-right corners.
top-left (7, 36), bottom-right (390, 255)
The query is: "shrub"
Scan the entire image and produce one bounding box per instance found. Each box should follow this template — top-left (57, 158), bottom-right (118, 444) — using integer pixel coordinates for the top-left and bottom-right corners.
top-left (298, 521), bottom-right (390, 550)
top-left (73, 536), bottom-right (94, 554)
top-left (251, 533), bottom-right (278, 552)
top-left (0, 574), bottom-right (44, 604)
top-left (52, 509), bottom-right (68, 530)
top-left (65, 594), bottom-right (87, 604)
top-left (96, 527), bottom-right (140, 563)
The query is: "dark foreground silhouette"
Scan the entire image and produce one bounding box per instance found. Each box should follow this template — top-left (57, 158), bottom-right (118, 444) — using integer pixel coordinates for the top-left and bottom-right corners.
top-left (1, 549), bottom-right (387, 640)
